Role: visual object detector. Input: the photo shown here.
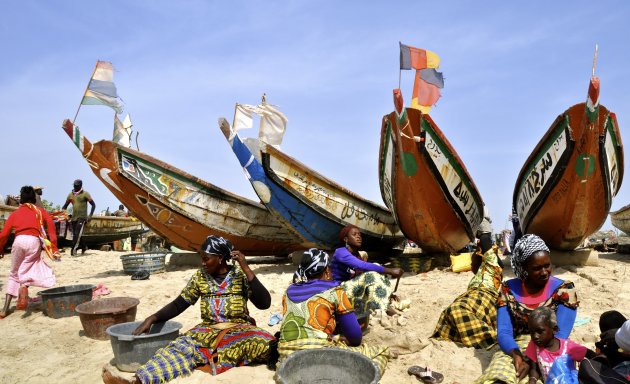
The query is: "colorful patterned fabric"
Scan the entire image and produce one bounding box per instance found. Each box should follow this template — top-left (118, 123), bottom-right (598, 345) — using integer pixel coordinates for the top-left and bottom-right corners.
top-left (474, 335), bottom-right (530, 384)
top-left (468, 248), bottom-right (503, 291)
top-left (497, 280), bottom-right (578, 338)
top-left (340, 271), bottom-right (392, 314)
top-left (135, 266), bottom-right (274, 383)
top-left (280, 285), bottom-right (353, 341)
top-left (279, 285), bottom-right (389, 377)
top-left (432, 286), bottom-right (499, 349)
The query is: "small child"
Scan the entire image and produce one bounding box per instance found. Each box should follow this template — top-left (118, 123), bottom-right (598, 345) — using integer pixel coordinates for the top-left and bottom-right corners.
top-left (525, 306), bottom-right (594, 383)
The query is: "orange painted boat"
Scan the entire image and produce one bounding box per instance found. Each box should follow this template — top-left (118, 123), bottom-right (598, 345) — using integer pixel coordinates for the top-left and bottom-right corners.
top-left (513, 74), bottom-right (624, 250)
top-left (61, 119), bottom-right (306, 255)
top-left (611, 204), bottom-right (630, 236)
top-left (379, 90), bottom-right (484, 254)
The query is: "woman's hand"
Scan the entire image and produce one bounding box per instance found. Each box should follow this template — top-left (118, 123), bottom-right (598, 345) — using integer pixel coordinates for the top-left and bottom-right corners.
top-left (133, 315), bottom-right (157, 336)
top-left (384, 267), bottom-right (404, 278)
top-left (230, 250), bottom-right (248, 268)
top-left (510, 351), bottom-right (530, 380)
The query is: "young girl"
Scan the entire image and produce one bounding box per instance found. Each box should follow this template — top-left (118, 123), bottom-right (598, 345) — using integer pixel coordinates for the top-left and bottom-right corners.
top-left (525, 306), bottom-right (595, 382)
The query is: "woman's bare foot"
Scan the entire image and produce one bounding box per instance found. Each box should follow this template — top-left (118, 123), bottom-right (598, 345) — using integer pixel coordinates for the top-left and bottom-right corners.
top-left (0, 310), bottom-right (8, 319)
top-left (102, 365), bottom-right (136, 384)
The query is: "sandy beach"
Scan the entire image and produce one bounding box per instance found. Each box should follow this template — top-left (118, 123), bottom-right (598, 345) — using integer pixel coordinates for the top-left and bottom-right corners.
top-left (0, 249), bottom-right (629, 384)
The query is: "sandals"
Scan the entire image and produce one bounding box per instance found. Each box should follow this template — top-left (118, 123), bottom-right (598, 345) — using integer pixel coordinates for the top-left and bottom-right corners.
top-left (408, 366), bottom-right (444, 384)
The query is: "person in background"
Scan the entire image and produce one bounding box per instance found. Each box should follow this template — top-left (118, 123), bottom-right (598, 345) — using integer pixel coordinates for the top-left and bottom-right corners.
top-left (102, 235), bottom-right (274, 384)
top-left (62, 179), bottom-right (95, 256)
top-left (331, 225), bottom-right (403, 317)
top-left (278, 248), bottom-right (390, 378)
top-left (475, 234), bottom-right (579, 384)
top-left (33, 186), bottom-right (44, 208)
top-left (0, 186), bottom-right (60, 318)
top-left (112, 204), bottom-right (127, 217)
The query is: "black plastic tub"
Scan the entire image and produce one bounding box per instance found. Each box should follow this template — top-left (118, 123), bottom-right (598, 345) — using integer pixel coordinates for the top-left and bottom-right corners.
top-left (38, 284), bottom-right (95, 319)
top-left (106, 321), bottom-right (182, 372)
top-left (275, 348), bottom-right (380, 384)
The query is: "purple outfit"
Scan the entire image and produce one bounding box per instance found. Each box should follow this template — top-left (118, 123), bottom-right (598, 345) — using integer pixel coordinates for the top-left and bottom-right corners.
top-left (331, 247), bottom-right (385, 281)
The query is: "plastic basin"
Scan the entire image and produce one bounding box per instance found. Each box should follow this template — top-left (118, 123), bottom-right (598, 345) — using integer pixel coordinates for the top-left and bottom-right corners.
top-left (76, 297), bottom-right (140, 340)
top-left (106, 320), bottom-right (182, 372)
top-left (38, 284), bottom-right (95, 319)
top-left (275, 348), bottom-right (380, 384)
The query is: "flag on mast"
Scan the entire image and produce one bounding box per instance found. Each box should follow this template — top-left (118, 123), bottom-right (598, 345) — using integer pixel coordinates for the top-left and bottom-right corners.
top-left (400, 43), bottom-right (444, 113)
top-left (113, 113), bottom-right (132, 147)
top-left (81, 61), bottom-right (123, 113)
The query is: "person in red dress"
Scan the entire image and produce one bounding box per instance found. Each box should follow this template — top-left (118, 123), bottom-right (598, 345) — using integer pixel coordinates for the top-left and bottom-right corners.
top-left (0, 186), bottom-right (60, 318)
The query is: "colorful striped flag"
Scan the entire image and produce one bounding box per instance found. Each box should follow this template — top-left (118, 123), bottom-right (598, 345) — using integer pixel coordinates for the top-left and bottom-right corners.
top-left (400, 43), bottom-right (444, 114)
top-left (81, 61), bottom-right (123, 113)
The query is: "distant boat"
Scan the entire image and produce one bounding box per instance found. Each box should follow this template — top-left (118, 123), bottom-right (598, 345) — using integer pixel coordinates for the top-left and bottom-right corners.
top-left (611, 204), bottom-right (630, 236)
top-left (513, 71), bottom-right (624, 250)
top-left (219, 103), bottom-right (405, 253)
top-left (379, 90), bottom-right (484, 253)
top-left (0, 204), bottom-right (147, 249)
top-left (61, 119), bottom-right (306, 255)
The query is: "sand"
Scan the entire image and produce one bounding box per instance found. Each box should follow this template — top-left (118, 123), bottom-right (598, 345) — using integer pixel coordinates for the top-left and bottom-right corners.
top-left (0, 249), bottom-right (629, 384)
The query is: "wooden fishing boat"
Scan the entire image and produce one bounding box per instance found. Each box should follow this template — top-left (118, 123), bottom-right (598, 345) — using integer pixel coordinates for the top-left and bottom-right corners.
top-left (219, 117), bottom-right (405, 253)
top-left (1, 204), bottom-right (147, 249)
top-left (61, 119), bottom-right (306, 255)
top-left (513, 73), bottom-right (624, 250)
top-left (611, 204), bottom-right (630, 236)
top-left (379, 90), bottom-right (484, 254)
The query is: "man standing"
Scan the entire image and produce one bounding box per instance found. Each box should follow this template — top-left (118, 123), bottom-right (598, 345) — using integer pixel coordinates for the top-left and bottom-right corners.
top-left (34, 186), bottom-right (44, 208)
top-left (62, 179), bottom-right (96, 256)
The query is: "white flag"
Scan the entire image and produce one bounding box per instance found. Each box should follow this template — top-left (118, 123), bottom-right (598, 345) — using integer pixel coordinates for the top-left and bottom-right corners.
top-left (113, 114), bottom-right (132, 147)
top-left (259, 104), bottom-right (288, 148)
top-left (233, 103), bottom-right (259, 131)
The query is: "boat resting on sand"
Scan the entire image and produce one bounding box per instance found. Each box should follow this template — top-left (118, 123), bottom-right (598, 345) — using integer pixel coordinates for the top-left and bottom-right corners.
top-left (1, 204), bottom-right (147, 249)
top-left (513, 74), bottom-right (624, 250)
top-left (219, 115), bottom-right (405, 253)
top-left (611, 204), bottom-right (630, 236)
top-left (379, 89), bottom-right (484, 254)
top-left (61, 119), bottom-right (306, 255)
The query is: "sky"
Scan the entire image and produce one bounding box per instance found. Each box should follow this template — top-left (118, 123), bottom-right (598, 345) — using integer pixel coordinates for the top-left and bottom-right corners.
top-left (1, 1), bottom-right (629, 235)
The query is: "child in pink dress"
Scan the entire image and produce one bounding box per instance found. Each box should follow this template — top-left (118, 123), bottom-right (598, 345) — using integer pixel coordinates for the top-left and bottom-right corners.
top-left (525, 306), bottom-right (594, 382)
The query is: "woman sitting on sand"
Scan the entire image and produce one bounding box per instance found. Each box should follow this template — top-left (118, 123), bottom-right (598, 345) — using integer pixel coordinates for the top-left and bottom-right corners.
top-left (0, 185), bottom-right (60, 318)
top-left (331, 225), bottom-right (403, 316)
top-left (475, 234), bottom-right (579, 384)
top-left (432, 232), bottom-right (503, 348)
top-left (278, 248), bottom-right (390, 378)
top-left (102, 235), bottom-right (275, 384)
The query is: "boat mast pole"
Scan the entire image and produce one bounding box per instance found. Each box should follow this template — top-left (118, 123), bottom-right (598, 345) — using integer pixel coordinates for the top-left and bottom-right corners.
top-left (592, 44), bottom-right (598, 76)
top-left (73, 61), bottom-right (99, 124)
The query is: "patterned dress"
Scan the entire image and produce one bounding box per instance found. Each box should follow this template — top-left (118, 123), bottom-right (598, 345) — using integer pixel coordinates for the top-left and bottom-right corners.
top-left (432, 248), bottom-right (503, 348)
top-left (136, 266), bottom-right (274, 384)
top-left (278, 285), bottom-right (390, 378)
top-left (474, 278), bottom-right (578, 384)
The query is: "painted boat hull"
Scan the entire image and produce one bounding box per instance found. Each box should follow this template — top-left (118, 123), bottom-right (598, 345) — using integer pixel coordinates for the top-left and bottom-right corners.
top-left (379, 106), bottom-right (484, 254)
top-left (513, 81), bottom-right (624, 250)
top-left (62, 119), bottom-right (305, 255)
top-left (220, 120), bottom-right (405, 253)
top-left (611, 204), bottom-right (630, 236)
top-left (1, 204), bottom-right (147, 248)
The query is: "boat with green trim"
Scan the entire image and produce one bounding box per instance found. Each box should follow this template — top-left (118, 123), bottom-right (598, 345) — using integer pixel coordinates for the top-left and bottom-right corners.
top-left (513, 73), bottom-right (624, 250)
top-left (379, 89), bottom-right (484, 254)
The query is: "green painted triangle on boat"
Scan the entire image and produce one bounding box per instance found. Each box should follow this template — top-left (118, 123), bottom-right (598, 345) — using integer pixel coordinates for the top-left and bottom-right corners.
top-left (586, 104), bottom-right (599, 124)
top-left (574, 153), bottom-right (596, 178)
top-left (402, 151), bottom-right (418, 176)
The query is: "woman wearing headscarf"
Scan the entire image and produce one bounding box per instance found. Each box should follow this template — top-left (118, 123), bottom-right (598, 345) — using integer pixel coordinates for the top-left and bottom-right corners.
top-left (102, 236), bottom-right (275, 384)
top-left (278, 248), bottom-right (390, 378)
top-left (475, 234), bottom-right (579, 384)
top-left (0, 186), bottom-right (60, 318)
top-left (331, 225), bottom-right (403, 316)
